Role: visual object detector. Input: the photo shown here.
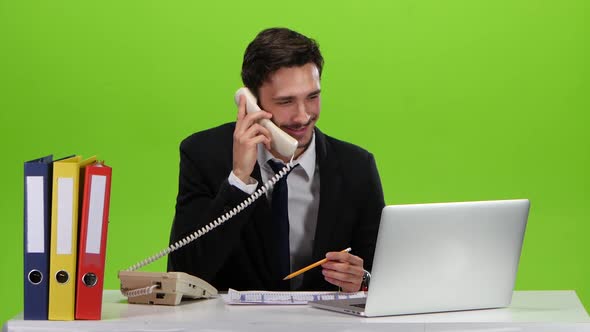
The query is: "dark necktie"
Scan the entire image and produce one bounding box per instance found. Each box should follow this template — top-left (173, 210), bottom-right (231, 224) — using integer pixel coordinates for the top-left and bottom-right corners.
top-left (267, 160), bottom-right (297, 279)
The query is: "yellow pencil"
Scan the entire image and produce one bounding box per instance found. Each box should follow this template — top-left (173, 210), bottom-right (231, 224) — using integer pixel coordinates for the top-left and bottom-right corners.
top-left (283, 247), bottom-right (352, 280)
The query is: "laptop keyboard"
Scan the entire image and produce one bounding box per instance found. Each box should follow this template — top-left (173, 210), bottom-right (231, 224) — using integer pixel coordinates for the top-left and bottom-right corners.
top-left (351, 303), bottom-right (366, 309)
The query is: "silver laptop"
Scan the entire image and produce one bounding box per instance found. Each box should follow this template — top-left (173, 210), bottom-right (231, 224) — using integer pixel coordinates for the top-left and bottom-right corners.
top-left (310, 199), bottom-right (530, 317)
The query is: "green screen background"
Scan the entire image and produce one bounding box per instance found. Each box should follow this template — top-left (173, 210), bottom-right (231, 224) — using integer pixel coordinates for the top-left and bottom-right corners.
top-left (1, 0), bottom-right (588, 323)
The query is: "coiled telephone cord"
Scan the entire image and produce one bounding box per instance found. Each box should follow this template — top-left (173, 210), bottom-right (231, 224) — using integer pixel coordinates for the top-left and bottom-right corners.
top-left (124, 161), bottom-right (294, 273)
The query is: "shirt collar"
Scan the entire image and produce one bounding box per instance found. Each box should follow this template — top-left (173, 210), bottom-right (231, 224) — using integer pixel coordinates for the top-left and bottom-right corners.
top-left (258, 132), bottom-right (316, 180)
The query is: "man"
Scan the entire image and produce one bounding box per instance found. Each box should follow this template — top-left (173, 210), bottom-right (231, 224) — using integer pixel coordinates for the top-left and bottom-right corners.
top-left (168, 28), bottom-right (384, 292)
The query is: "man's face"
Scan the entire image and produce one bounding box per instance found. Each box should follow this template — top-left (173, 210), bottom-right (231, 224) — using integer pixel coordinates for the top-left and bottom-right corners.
top-left (258, 62), bottom-right (321, 158)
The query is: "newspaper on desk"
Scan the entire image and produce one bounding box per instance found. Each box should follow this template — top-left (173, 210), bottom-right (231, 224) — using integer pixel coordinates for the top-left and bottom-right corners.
top-left (223, 288), bottom-right (366, 305)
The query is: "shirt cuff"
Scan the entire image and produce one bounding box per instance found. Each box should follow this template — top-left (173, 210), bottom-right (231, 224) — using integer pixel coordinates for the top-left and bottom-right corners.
top-left (228, 171), bottom-right (258, 195)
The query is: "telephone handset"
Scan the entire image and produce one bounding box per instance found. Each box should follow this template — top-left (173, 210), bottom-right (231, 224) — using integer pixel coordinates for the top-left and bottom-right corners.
top-left (234, 87), bottom-right (298, 158)
top-left (118, 89), bottom-right (298, 306)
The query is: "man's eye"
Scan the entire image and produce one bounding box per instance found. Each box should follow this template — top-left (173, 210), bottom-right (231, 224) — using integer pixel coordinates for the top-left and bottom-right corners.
top-left (277, 100), bottom-right (292, 105)
top-left (308, 94), bottom-right (319, 100)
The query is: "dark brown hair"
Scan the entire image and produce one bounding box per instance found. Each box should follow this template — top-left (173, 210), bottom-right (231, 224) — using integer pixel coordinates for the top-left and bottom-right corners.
top-left (241, 28), bottom-right (324, 97)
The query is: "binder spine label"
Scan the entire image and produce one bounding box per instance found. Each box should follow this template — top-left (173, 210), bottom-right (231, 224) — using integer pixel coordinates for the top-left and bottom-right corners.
top-left (57, 177), bottom-right (74, 255)
top-left (86, 175), bottom-right (107, 254)
top-left (26, 176), bottom-right (45, 253)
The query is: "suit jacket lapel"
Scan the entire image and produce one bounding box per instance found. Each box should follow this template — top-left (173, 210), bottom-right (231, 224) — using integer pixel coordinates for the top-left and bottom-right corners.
top-left (250, 162), bottom-right (282, 283)
top-left (311, 128), bottom-right (342, 262)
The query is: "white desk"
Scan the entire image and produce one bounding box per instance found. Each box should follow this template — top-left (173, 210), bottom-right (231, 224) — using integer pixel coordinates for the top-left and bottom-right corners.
top-left (4, 290), bottom-right (590, 332)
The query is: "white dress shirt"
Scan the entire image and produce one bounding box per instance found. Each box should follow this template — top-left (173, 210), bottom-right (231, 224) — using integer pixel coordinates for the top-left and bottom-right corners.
top-left (229, 134), bottom-right (320, 289)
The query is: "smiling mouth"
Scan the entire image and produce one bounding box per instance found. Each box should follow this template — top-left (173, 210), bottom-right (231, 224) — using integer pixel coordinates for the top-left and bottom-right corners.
top-left (281, 117), bottom-right (314, 133)
top-left (285, 125), bottom-right (307, 132)
top-left (282, 124), bottom-right (312, 139)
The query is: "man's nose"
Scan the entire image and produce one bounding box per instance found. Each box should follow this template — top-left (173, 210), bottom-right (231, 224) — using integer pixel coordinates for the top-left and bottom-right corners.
top-left (293, 102), bottom-right (311, 124)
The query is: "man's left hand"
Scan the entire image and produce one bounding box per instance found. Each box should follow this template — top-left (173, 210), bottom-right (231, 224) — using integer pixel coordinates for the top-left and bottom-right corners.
top-left (321, 251), bottom-right (364, 292)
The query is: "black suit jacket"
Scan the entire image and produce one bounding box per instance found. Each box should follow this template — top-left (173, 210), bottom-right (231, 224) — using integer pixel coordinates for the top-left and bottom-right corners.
top-left (168, 122), bottom-right (384, 291)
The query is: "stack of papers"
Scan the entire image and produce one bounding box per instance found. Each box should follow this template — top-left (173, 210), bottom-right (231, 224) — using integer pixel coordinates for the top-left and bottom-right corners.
top-left (223, 288), bottom-right (366, 305)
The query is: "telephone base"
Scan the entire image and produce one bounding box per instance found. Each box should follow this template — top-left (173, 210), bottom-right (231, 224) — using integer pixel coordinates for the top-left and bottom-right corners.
top-left (118, 271), bottom-right (218, 306)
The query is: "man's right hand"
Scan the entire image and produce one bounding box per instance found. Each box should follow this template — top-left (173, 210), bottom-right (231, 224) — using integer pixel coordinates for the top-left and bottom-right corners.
top-left (232, 95), bottom-right (272, 183)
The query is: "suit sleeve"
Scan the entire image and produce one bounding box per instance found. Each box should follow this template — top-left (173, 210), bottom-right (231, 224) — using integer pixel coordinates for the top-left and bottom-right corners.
top-left (167, 136), bottom-right (258, 282)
